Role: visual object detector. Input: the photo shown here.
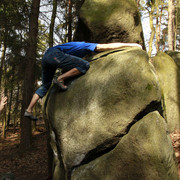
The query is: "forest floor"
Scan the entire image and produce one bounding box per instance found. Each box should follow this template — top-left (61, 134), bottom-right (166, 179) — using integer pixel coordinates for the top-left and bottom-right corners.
top-left (0, 120), bottom-right (48, 180)
top-left (0, 121), bottom-right (180, 180)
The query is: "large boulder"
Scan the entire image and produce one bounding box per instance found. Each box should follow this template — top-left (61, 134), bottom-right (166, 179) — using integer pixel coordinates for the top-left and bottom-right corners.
top-left (72, 111), bottom-right (178, 180)
top-left (44, 48), bottom-right (178, 179)
top-left (166, 51), bottom-right (180, 68)
top-left (153, 52), bottom-right (180, 132)
top-left (74, 0), bottom-right (145, 48)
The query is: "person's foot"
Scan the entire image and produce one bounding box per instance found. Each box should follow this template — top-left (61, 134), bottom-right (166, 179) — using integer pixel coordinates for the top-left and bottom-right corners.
top-left (24, 110), bottom-right (38, 121)
top-left (53, 78), bottom-right (68, 91)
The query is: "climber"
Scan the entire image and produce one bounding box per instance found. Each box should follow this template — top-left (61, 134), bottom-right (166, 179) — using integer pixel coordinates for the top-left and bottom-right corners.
top-left (24, 41), bottom-right (142, 120)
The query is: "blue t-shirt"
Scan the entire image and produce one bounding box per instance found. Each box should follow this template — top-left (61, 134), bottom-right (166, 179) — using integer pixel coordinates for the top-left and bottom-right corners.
top-left (53, 41), bottom-right (98, 58)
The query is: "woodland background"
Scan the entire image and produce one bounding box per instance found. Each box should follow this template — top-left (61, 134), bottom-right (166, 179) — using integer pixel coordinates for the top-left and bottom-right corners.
top-left (0, 1), bottom-right (179, 177)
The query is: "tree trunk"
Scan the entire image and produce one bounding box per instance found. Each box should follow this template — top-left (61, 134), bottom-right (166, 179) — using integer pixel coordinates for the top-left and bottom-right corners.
top-left (162, 29), bottom-right (166, 51)
top-left (2, 118), bottom-right (6, 138)
top-left (68, 0), bottom-right (72, 42)
top-left (168, 0), bottom-right (175, 50)
top-left (13, 84), bottom-right (20, 134)
top-left (7, 85), bottom-right (13, 129)
top-left (155, 0), bottom-right (160, 52)
top-left (148, 2), bottom-right (155, 57)
top-left (0, 2), bottom-right (8, 90)
top-left (2, 77), bottom-right (8, 138)
top-left (0, 40), bottom-right (6, 89)
top-left (174, 0), bottom-right (179, 50)
top-left (7, 64), bottom-right (15, 129)
top-left (20, 0), bottom-right (40, 150)
top-left (49, 0), bottom-right (57, 47)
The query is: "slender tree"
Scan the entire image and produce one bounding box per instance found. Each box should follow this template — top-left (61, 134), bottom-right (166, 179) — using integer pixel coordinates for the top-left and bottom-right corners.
top-left (0, 1), bottom-right (7, 89)
top-left (147, 0), bottom-right (155, 56)
top-left (68, 0), bottom-right (72, 42)
top-left (0, 42), bottom-right (6, 90)
top-left (20, 0), bottom-right (40, 150)
top-left (174, 0), bottom-right (180, 50)
top-left (49, 0), bottom-right (57, 47)
top-left (13, 84), bottom-right (20, 133)
top-left (168, 0), bottom-right (175, 50)
top-left (155, 0), bottom-right (160, 51)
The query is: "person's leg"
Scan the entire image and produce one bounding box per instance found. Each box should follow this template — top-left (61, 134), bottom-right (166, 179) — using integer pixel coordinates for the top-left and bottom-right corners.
top-left (57, 68), bottom-right (81, 82)
top-left (26, 93), bottom-right (40, 113)
top-left (24, 93), bottom-right (40, 120)
top-left (53, 53), bottom-right (90, 89)
top-left (25, 49), bottom-right (57, 120)
top-left (53, 68), bottom-right (81, 89)
top-left (25, 65), bottom-right (56, 120)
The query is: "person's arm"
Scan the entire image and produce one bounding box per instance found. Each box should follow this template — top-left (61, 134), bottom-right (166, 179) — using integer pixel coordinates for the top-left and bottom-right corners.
top-left (95, 42), bottom-right (142, 51)
top-left (0, 95), bottom-right (7, 112)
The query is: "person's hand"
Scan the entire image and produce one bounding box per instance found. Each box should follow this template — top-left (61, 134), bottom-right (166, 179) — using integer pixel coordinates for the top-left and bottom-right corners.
top-left (0, 95), bottom-right (7, 112)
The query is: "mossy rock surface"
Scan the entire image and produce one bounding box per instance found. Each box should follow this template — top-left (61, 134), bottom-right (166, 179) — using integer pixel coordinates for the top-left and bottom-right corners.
top-left (166, 51), bottom-right (180, 68)
top-left (44, 48), bottom-right (173, 179)
top-left (74, 0), bottom-right (145, 48)
top-left (153, 51), bottom-right (180, 132)
top-left (72, 111), bottom-right (178, 180)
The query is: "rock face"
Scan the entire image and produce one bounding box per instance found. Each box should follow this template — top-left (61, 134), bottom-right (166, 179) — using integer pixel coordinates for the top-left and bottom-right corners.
top-left (44, 48), bottom-right (179, 179)
top-left (72, 111), bottom-right (178, 180)
top-left (153, 52), bottom-right (180, 132)
top-left (74, 0), bottom-right (145, 48)
top-left (166, 51), bottom-right (180, 68)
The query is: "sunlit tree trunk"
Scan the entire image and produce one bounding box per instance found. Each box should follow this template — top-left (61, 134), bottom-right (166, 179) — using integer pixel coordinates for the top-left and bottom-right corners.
top-left (155, 0), bottom-right (160, 52)
top-left (168, 0), bottom-right (175, 50)
top-left (148, 2), bottom-right (155, 57)
top-left (159, 5), bottom-right (164, 50)
top-left (174, 0), bottom-right (179, 50)
top-left (20, 0), bottom-right (40, 150)
top-left (49, 0), bottom-right (57, 47)
top-left (0, 40), bottom-right (6, 90)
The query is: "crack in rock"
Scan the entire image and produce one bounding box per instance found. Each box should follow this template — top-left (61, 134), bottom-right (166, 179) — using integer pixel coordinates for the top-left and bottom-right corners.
top-left (72, 101), bottom-right (163, 171)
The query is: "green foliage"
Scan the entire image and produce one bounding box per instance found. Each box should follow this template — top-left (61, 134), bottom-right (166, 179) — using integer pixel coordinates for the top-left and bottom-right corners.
top-left (0, 0), bottom-right (35, 127)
